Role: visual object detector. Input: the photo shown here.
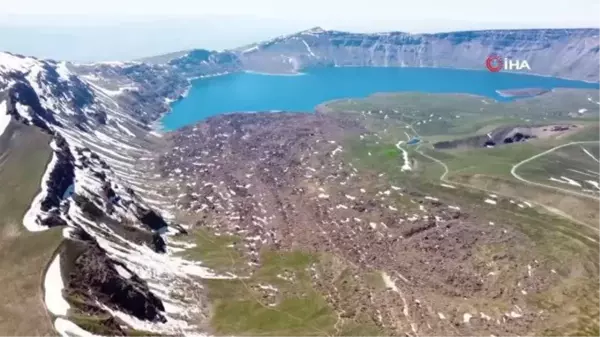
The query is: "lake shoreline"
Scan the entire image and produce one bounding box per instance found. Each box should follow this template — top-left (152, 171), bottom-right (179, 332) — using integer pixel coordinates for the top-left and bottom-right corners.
top-left (160, 67), bottom-right (599, 130)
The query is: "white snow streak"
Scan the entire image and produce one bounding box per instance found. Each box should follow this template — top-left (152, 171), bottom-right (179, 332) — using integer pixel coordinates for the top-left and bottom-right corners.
top-left (56, 62), bottom-right (72, 82)
top-left (0, 100), bottom-right (10, 137)
top-left (395, 141), bottom-right (411, 171)
top-left (301, 39), bottom-right (316, 57)
top-left (23, 151), bottom-right (59, 231)
top-left (581, 146), bottom-right (600, 163)
top-left (116, 123), bottom-right (136, 137)
top-left (585, 180), bottom-right (600, 190)
top-left (242, 45), bottom-right (259, 54)
top-left (86, 80), bottom-right (137, 97)
top-left (381, 272), bottom-right (416, 335)
top-left (44, 254), bottom-right (70, 316)
top-left (102, 305), bottom-right (193, 335)
top-left (381, 272), bottom-right (399, 292)
top-left (560, 176), bottom-right (582, 187)
top-left (0, 52), bottom-right (37, 73)
top-left (484, 198), bottom-right (497, 205)
top-left (114, 265), bottom-right (133, 279)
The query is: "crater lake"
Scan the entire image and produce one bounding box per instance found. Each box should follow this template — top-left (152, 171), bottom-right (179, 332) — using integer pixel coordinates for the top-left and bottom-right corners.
top-left (161, 67), bottom-right (600, 130)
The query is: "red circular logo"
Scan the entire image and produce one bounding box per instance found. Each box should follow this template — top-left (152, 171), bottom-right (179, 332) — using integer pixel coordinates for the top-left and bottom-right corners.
top-left (486, 54), bottom-right (503, 72)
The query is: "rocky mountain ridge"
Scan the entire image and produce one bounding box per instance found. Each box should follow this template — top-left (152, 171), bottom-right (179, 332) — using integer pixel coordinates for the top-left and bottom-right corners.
top-left (0, 51), bottom-right (232, 336)
top-left (137, 27), bottom-right (600, 81)
top-left (232, 27), bottom-right (600, 81)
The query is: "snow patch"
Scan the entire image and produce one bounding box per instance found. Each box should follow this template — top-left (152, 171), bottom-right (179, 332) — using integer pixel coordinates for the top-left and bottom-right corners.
top-left (585, 180), bottom-right (600, 190)
top-left (0, 52), bottom-right (37, 73)
top-left (484, 198), bottom-right (497, 205)
top-left (23, 151), bottom-right (59, 231)
top-left (242, 45), bottom-right (259, 54)
top-left (558, 176), bottom-right (582, 187)
top-left (44, 254), bottom-right (70, 316)
top-left (395, 141), bottom-right (411, 171)
top-left (301, 39), bottom-right (316, 57)
top-left (581, 146), bottom-right (600, 163)
top-left (381, 272), bottom-right (399, 293)
top-left (56, 61), bottom-right (72, 82)
top-left (0, 100), bottom-right (10, 137)
top-left (587, 97), bottom-right (600, 105)
top-left (116, 123), bottom-right (136, 137)
top-left (102, 305), bottom-right (193, 335)
top-left (115, 264), bottom-right (133, 279)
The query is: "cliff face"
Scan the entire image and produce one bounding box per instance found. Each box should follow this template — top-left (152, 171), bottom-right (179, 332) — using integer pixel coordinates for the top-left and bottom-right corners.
top-left (232, 27), bottom-right (600, 81)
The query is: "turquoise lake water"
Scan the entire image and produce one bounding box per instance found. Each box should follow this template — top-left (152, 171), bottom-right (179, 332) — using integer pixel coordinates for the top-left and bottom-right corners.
top-left (161, 67), bottom-right (600, 130)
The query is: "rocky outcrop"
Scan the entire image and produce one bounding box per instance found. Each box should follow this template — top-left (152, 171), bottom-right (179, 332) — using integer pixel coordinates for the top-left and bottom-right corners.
top-left (66, 241), bottom-right (167, 323)
top-left (168, 49), bottom-right (242, 78)
top-left (40, 134), bottom-right (75, 212)
top-left (136, 207), bottom-right (169, 231)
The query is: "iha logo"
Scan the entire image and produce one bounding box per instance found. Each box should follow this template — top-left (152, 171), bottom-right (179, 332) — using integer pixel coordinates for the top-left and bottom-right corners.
top-left (485, 54), bottom-right (531, 72)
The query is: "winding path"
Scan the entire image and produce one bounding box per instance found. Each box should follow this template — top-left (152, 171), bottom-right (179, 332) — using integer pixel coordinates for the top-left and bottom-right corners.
top-left (510, 141), bottom-right (600, 201)
top-left (396, 117), bottom-right (598, 233)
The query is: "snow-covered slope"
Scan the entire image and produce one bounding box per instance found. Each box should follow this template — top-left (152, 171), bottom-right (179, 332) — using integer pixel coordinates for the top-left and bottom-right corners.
top-left (0, 51), bottom-right (238, 336)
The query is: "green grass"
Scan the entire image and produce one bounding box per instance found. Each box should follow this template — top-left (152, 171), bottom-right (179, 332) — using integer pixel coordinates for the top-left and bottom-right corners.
top-left (70, 314), bottom-right (118, 336)
top-left (567, 124), bottom-right (600, 142)
top-left (185, 89), bottom-right (599, 336)
top-left (211, 294), bottom-right (335, 336)
top-left (516, 142), bottom-right (600, 194)
top-left (205, 249), bottom-right (337, 336)
top-left (70, 313), bottom-right (164, 336)
top-left (325, 89), bottom-right (599, 142)
top-left (0, 121), bottom-right (63, 335)
top-left (180, 228), bottom-right (385, 336)
top-left (440, 141), bottom-right (554, 178)
top-left (338, 321), bottom-right (385, 336)
top-left (341, 129), bottom-right (599, 335)
top-left (177, 229), bottom-right (248, 273)
top-left (181, 227), bottom-right (338, 335)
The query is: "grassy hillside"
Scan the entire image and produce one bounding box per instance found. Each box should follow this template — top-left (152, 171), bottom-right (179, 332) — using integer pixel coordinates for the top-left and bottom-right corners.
top-left (0, 121), bottom-right (63, 335)
top-left (320, 89), bottom-right (599, 335)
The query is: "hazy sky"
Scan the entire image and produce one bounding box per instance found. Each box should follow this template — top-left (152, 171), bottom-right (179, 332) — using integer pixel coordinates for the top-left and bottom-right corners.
top-left (1, 0), bottom-right (598, 61)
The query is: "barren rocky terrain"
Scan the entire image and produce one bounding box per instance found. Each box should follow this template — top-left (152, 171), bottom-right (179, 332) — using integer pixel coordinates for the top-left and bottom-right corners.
top-left (146, 109), bottom-right (597, 336)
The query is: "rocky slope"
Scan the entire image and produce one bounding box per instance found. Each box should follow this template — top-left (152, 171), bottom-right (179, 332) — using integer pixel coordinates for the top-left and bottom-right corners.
top-left (0, 52), bottom-right (238, 336)
top-left (152, 109), bottom-right (596, 336)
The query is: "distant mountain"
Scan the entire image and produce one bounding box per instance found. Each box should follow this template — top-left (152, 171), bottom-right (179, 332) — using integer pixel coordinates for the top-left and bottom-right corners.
top-left (229, 27), bottom-right (600, 81)
top-left (129, 27), bottom-right (600, 81)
